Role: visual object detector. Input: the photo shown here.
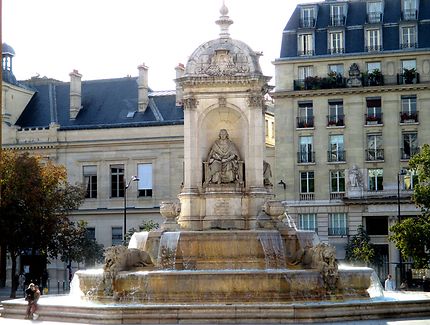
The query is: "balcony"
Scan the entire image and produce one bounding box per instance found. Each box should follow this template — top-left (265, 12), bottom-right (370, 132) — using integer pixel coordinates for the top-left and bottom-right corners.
top-left (298, 49), bottom-right (315, 56)
top-left (328, 227), bottom-right (349, 236)
top-left (365, 113), bottom-right (383, 125)
top-left (365, 45), bottom-right (383, 52)
top-left (293, 75), bottom-right (346, 91)
top-left (300, 193), bottom-right (315, 201)
top-left (297, 116), bottom-right (314, 128)
top-left (327, 150), bottom-right (346, 163)
top-left (366, 149), bottom-right (384, 161)
top-left (328, 47), bottom-right (345, 54)
top-left (327, 115), bottom-right (345, 127)
top-left (362, 71), bottom-right (384, 86)
top-left (401, 147), bottom-right (419, 160)
top-left (330, 192), bottom-right (345, 200)
top-left (297, 151), bottom-right (316, 164)
top-left (400, 42), bottom-right (418, 49)
top-left (330, 15), bottom-right (345, 27)
top-left (397, 70), bottom-right (420, 85)
top-left (300, 17), bottom-right (316, 28)
top-left (402, 9), bottom-right (418, 20)
top-left (366, 12), bottom-right (382, 23)
top-left (400, 111), bottom-right (419, 123)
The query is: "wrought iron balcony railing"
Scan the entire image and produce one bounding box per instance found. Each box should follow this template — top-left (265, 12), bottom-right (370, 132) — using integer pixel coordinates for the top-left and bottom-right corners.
top-left (397, 72), bottom-right (420, 85)
top-left (298, 49), bottom-right (315, 56)
top-left (400, 111), bottom-right (419, 123)
top-left (327, 150), bottom-right (346, 162)
top-left (400, 42), bottom-right (418, 49)
top-left (328, 47), bottom-right (345, 54)
top-left (402, 9), bottom-right (418, 21)
top-left (366, 12), bottom-right (382, 23)
top-left (327, 115), bottom-right (345, 127)
top-left (401, 147), bottom-right (420, 160)
top-left (297, 151), bottom-right (316, 164)
top-left (297, 116), bottom-right (314, 128)
top-left (330, 15), bottom-right (345, 26)
top-left (366, 149), bottom-right (384, 161)
top-left (365, 113), bottom-right (383, 125)
top-left (365, 45), bottom-right (383, 52)
top-left (328, 227), bottom-right (349, 236)
top-left (300, 17), bottom-right (316, 28)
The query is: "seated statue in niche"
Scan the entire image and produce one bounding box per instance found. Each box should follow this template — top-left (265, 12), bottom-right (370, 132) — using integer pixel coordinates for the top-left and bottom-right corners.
top-left (205, 129), bottom-right (241, 185)
top-left (263, 160), bottom-right (272, 186)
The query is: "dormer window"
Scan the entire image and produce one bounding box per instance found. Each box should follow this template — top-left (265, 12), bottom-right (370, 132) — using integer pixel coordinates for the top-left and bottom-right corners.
top-left (367, 1), bottom-right (383, 23)
top-left (300, 7), bottom-right (316, 28)
top-left (328, 31), bottom-right (344, 54)
top-left (401, 25), bottom-right (417, 48)
top-left (365, 28), bottom-right (382, 52)
top-left (330, 4), bottom-right (345, 26)
top-left (402, 0), bottom-right (418, 20)
top-left (298, 33), bottom-right (314, 56)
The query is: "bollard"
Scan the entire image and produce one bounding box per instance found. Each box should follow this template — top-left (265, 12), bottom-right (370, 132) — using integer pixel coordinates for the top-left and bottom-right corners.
top-left (57, 281), bottom-right (60, 294)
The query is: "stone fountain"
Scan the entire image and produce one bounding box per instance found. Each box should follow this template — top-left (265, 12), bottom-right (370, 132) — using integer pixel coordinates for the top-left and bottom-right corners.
top-left (2, 3), bottom-right (430, 324)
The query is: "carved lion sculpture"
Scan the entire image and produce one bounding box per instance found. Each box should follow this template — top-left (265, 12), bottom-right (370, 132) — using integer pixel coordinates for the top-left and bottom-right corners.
top-left (309, 243), bottom-right (339, 293)
top-left (104, 246), bottom-right (154, 274)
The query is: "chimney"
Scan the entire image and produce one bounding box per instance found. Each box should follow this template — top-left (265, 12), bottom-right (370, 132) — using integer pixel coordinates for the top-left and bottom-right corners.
top-left (137, 63), bottom-right (149, 112)
top-left (175, 63), bottom-right (185, 106)
top-left (69, 69), bottom-right (82, 120)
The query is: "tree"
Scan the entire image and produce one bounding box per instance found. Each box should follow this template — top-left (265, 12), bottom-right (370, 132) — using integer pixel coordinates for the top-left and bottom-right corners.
top-left (345, 225), bottom-right (375, 266)
top-left (123, 220), bottom-right (160, 246)
top-left (389, 144), bottom-right (430, 268)
top-left (0, 151), bottom-right (85, 297)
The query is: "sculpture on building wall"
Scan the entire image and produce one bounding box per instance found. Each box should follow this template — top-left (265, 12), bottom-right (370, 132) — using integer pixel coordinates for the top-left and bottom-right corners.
top-left (348, 164), bottom-right (363, 188)
top-left (205, 129), bottom-right (241, 184)
top-left (263, 160), bottom-right (272, 186)
top-left (346, 63), bottom-right (362, 87)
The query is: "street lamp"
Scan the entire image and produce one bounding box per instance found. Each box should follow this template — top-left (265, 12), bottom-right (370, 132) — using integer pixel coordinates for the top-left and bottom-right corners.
top-left (124, 175), bottom-right (140, 240)
top-left (397, 169), bottom-right (407, 282)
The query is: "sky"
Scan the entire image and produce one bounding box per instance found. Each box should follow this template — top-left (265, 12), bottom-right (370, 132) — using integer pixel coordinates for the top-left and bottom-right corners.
top-left (3, 0), bottom-right (317, 90)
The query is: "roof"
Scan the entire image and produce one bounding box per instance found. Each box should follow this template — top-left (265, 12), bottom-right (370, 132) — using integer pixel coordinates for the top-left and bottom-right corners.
top-left (280, 0), bottom-right (430, 58)
top-left (15, 77), bottom-right (184, 130)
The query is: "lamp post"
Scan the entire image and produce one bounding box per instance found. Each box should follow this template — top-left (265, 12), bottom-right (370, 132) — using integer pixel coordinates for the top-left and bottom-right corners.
top-left (397, 169), bottom-right (407, 283)
top-left (124, 175), bottom-right (140, 240)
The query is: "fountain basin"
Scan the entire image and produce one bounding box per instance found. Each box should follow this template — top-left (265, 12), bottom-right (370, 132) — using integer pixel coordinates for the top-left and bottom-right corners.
top-left (76, 267), bottom-right (373, 304)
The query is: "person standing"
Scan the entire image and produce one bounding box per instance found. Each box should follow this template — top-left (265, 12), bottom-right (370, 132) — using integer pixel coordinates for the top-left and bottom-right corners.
top-left (384, 274), bottom-right (395, 291)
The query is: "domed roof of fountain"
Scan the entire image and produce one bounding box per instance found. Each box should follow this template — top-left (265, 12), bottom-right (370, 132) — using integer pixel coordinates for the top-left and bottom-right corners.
top-left (184, 1), bottom-right (263, 78)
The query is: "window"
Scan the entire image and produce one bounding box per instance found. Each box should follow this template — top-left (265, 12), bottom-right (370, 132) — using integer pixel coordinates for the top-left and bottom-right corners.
top-left (271, 121), bottom-right (275, 139)
top-left (367, 62), bottom-right (381, 73)
top-left (328, 64), bottom-right (344, 75)
top-left (328, 135), bottom-right (345, 162)
top-left (137, 163), bottom-right (153, 197)
top-left (300, 171), bottom-right (314, 194)
top-left (402, 59), bottom-right (416, 71)
top-left (367, 1), bottom-right (383, 23)
top-left (86, 227), bottom-right (96, 240)
top-left (329, 31), bottom-right (344, 54)
top-left (298, 33), bottom-right (314, 56)
top-left (330, 5), bottom-right (344, 26)
top-left (299, 136), bottom-right (314, 163)
top-left (401, 132), bottom-right (418, 160)
top-left (301, 7), bottom-right (315, 28)
top-left (368, 168), bottom-right (383, 191)
top-left (402, 0), bottom-right (417, 20)
top-left (329, 213), bottom-right (347, 236)
top-left (328, 100), bottom-right (344, 126)
top-left (366, 98), bottom-right (382, 124)
top-left (111, 164), bottom-right (124, 198)
top-left (401, 26), bottom-right (417, 48)
top-left (403, 169), bottom-right (418, 190)
top-left (330, 170), bottom-right (345, 193)
top-left (366, 29), bottom-right (382, 51)
top-left (83, 165), bottom-right (97, 198)
top-left (298, 102), bottom-right (314, 128)
top-left (298, 66), bottom-right (313, 81)
top-left (366, 216), bottom-right (388, 235)
top-left (401, 95), bottom-right (417, 122)
top-left (111, 227), bottom-right (123, 246)
top-left (367, 134), bottom-right (383, 161)
top-left (299, 214), bottom-right (317, 232)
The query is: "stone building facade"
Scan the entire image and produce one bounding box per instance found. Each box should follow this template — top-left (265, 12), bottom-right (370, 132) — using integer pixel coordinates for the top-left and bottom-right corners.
top-left (273, 0), bottom-right (430, 283)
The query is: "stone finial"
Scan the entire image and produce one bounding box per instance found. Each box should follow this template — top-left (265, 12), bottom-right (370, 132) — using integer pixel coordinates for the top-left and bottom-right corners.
top-left (216, 0), bottom-right (233, 39)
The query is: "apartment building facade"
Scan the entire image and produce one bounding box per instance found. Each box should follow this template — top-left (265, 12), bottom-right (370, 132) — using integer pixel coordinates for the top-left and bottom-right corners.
top-left (273, 0), bottom-right (430, 282)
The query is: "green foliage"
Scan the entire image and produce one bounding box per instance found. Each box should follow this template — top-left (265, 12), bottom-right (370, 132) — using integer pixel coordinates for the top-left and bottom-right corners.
top-left (0, 151), bottom-right (86, 296)
top-left (389, 144), bottom-right (430, 268)
top-left (123, 220), bottom-right (160, 246)
top-left (345, 225), bottom-right (375, 266)
top-left (389, 217), bottom-right (430, 268)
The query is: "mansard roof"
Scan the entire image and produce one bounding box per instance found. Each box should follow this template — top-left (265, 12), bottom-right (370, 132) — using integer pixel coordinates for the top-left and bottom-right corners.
top-left (15, 77), bottom-right (183, 130)
top-left (280, 0), bottom-right (430, 59)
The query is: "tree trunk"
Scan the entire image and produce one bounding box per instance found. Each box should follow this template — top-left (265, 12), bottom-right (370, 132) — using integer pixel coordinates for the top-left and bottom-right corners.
top-left (9, 253), bottom-right (17, 299)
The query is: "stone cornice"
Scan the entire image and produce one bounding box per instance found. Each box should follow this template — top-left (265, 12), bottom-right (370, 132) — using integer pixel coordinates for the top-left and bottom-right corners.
top-left (272, 83), bottom-right (430, 99)
top-left (177, 75), bottom-right (271, 87)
